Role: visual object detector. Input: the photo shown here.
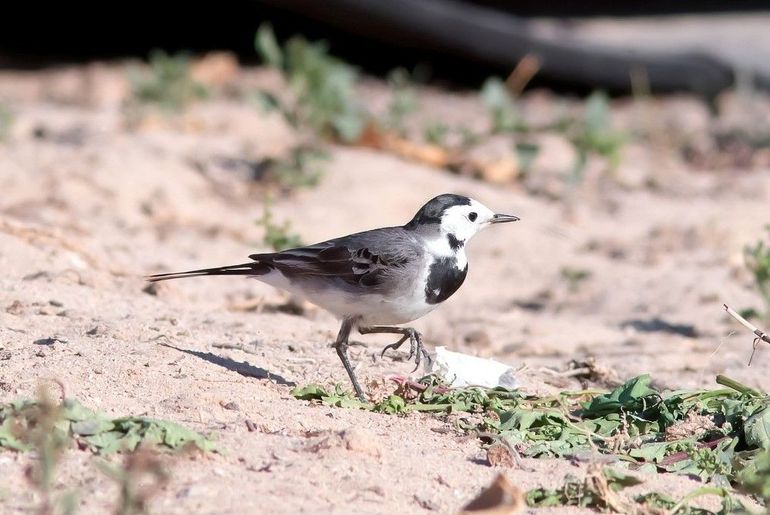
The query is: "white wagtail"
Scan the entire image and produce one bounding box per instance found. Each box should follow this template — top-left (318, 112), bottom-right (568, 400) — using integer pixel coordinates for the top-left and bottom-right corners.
top-left (148, 194), bottom-right (519, 400)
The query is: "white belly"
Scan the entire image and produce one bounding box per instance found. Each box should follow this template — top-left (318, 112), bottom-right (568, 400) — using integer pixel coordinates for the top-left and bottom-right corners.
top-left (254, 266), bottom-right (437, 326)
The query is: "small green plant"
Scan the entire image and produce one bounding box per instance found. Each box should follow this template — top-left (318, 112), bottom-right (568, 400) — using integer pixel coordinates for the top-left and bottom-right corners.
top-left (480, 77), bottom-right (527, 134)
top-left (255, 23), bottom-right (365, 142)
top-left (129, 50), bottom-right (207, 110)
top-left (292, 372), bottom-right (770, 505)
top-left (98, 450), bottom-right (170, 515)
top-left (256, 201), bottom-right (303, 251)
top-left (560, 266), bottom-right (592, 292)
top-left (745, 227), bottom-right (770, 319)
top-left (423, 122), bottom-right (450, 146)
top-left (270, 145), bottom-right (328, 190)
top-left (514, 141), bottom-right (540, 176)
top-left (1, 397), bottom-right (216, 455)
top-left (2, 393), bottom-right (214, 515)
top-left (737, 451), bottom-right (770, 506)
top-left (568, 91), bottom-right (625, 185)
top-left (526, 467), bottom-right (643, 511)
top-left (382, 68), bottom-right (419, 135)
top-left (458, 126), bottom-right (482, 149)
top-left (528, 472), bottom-right (739, 514)
top-left (12, 385), bottom-right (72, 515)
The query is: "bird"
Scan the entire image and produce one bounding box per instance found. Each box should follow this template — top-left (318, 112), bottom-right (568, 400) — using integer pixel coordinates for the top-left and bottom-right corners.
top-left (147, 194), bottom-right (519, 401)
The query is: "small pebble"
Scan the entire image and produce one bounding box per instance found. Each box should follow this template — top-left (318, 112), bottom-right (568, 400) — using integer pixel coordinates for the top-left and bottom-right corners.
top-left (5, 301), bottom-right (24, 315)
top-left (86, 324), bottom-right (108, 336)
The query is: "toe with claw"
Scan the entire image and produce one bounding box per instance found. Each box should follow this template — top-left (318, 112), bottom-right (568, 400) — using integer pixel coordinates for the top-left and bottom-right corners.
top-left (378, 328), bottom-right (432, 372)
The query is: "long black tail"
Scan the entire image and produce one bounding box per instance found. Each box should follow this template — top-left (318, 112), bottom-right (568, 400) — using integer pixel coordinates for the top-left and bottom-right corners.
top-left (146, 261), bottom-right (271, 283)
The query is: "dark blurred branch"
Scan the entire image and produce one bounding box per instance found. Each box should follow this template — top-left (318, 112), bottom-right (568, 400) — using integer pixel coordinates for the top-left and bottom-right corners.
top-left (260, 0), bottom-right (769, 96)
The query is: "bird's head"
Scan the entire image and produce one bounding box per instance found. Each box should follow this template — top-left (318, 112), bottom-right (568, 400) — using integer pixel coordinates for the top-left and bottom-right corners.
top-left (405, 194), bottom-right (519, 247)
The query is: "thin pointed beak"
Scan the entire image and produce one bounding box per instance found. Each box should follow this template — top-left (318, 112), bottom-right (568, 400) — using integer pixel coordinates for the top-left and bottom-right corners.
top-left (490, 213), bottom-right (520, 224)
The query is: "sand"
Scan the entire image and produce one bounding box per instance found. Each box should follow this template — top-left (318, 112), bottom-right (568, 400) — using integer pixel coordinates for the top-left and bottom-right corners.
top-left (1, 61), bottom-right (769, 514)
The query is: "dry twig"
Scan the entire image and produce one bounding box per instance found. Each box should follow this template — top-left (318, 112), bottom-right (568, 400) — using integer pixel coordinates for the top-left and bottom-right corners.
top-left (723, 303), bottom-right (770, 365)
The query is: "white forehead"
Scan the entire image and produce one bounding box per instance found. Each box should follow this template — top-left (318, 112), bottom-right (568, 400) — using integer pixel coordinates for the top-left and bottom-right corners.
top-left (469, 198), bottom-right (494, 214)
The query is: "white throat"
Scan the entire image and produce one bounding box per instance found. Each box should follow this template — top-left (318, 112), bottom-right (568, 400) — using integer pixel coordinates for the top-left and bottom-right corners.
top-left (424, 231), bottom-right (468, 269)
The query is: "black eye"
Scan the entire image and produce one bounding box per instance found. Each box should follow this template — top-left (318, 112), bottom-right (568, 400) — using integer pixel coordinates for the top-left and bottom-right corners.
top-left (468, 212), bottom-right (478, 222)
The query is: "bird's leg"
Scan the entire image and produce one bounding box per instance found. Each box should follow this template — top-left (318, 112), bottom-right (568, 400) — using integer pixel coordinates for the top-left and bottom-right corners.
top-left (334, 318), bottom-right (366, 402)
top-left (358, 326), bottom-right (432, 372)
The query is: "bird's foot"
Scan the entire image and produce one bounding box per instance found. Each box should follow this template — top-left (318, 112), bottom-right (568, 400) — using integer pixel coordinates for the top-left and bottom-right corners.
top-left (380, 329), bottom-right (432, 372)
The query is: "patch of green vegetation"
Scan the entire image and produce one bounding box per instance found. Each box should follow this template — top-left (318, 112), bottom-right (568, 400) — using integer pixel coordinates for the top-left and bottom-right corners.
top-left (1, 391), bottom-right (214, 514)
top-left (270, 145), bottom-right (328, 190)
top-left (526, 467), bottom-right (643, 510)
top-left (10, 387), bottom-right (75, 515)
top-left (0, 397), bottom-right (216, 455)
top-left (382, 68), bottom-right (420, 136)
top-left (745, 226), bottom-right (770, 320)
top-left (292, 373), bottom-right (770, 510)
top-left (632, 487), bottom-right (739, 514)
top-left (98, 450), bottom-right (170, 515)
top-left (560, 266), bottom-right (592, 292)
top-left (523, 468), bottom-right (737, 512)
top-left (458, 126), bottom-right (482, 149)
top-left (567, 91), bottom-right (625, 185)
top-left (256, 201), bottom-right (303, 251)
top-left (514, 141), bottom-right (539, 176)
top-left (255, 23), bottom-right (365, 142)
top-left (129, 50), bottom-right (208, 110)
top-left (738, 450), bottom-right (770, 505)
top-left (480, 77), bottom-right (527, 134)
top-left (423, 121), bottom-right (450, 146)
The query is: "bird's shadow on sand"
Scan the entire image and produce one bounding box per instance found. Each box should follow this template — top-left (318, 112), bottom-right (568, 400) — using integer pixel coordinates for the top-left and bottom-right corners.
top-left (159, 343), bottom-right (295, 386)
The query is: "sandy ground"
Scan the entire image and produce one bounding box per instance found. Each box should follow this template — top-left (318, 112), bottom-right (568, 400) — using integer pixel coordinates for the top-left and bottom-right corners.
top-left (1, 61), bottom-right (770, 514)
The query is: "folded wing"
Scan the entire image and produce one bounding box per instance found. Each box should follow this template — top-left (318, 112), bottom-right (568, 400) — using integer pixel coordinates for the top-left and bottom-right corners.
top-left (249, 227), bottom-right (421, 288)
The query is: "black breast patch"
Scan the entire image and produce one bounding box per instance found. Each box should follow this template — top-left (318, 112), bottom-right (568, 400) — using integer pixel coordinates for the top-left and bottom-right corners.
top-left (424, 257), bottom-right (468, 305)
top-left (447, 233), bottom-right (464, 251)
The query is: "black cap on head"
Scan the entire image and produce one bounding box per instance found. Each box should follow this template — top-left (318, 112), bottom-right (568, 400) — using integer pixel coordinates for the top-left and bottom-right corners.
top-left (405, 194), bottom-right (471, 229)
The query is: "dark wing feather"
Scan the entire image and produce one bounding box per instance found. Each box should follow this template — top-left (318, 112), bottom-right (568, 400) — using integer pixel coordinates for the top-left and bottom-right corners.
top-left (248, 227), bottom-right (422, 289)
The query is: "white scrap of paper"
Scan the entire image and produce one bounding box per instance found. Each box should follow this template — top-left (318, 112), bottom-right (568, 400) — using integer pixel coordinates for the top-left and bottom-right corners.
top-left (431, 346), bottom-right (518, 389)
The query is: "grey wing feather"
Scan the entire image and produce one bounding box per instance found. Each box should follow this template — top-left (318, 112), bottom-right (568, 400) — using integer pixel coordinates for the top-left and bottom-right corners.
top-left (248, 227), bottom-right (423, 289)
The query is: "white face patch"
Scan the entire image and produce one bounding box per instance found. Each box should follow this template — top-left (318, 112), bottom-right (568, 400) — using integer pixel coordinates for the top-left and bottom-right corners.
top-left (439, 199), bottom-right (496, 243)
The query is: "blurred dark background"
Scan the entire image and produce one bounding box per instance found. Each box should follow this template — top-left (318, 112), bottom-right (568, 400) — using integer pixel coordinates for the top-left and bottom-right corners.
top-left (1, 1), bottom-right (768, 95)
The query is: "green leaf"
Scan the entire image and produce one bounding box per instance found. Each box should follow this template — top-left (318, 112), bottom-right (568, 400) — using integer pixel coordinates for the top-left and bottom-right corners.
top-left (514, 142), bottom-right (539, 174)
top-left (0, 398), bottom-right (216, 455)
top-left (290, 384), bottom-right (330, 401)
top-left (61, 399), bottom-right (99, 422)
top-left (71, 418), bottom-right (114, 436)
top-left (83, 431), bottom-right (129, 454)
top-left (0, 419), bottom-right (30, 451)
top-left (130, 50), bottom-right (207, 111)
top-left (629, 441), bottom-right (679, 463)
top-left (744, 407), bottom-right (770, 450)
top-left (332, 111), bottom-right (364, 143)
top-left (582, 374), bottom-right (658, 417)
top-left (635, 491), bottom-right (678, 510)
top-left (480, 77), bottom-right (521, 133)
top-left (603, 468), bottom-right (644, 491)
top-left (424, 122), bottom-right (449, 145)
top-left (584, 91), bottom-right (611, 133)
top-left (373, 395), bottom-right (407, 415)
top-left (737, 450), bottom-right (770, 502)
top-left (480, 77), bottom-right (510, 113)
top-left (526, 487), bottom-right (566, 507)
top-left (255, 23), bottom-right (283, 68)
top-left (525, 468), bottom-right (641, 509)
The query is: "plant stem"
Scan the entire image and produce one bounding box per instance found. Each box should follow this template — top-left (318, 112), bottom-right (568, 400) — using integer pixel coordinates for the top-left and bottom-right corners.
top-left (715, 375), bottom-right (762, 398)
